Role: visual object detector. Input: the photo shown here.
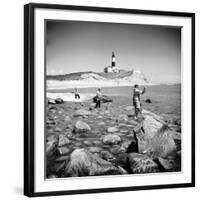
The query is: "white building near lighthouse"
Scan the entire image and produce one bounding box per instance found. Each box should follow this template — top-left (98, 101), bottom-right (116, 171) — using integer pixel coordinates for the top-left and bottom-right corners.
top-left (104, 52), bottom-right (119, 73)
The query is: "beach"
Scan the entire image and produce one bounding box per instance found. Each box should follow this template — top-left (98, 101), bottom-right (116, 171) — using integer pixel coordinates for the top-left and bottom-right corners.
top-left (46, 84), bottom-right (181, 178)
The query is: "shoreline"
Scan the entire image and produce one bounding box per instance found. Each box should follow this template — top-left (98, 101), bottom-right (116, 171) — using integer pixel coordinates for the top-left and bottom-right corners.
top-left (47, 92), bottom-right (94, 102)
top-left (47, 80), bottom-right (181, 90)
top-left (47, 80), bottom-right (156, 90)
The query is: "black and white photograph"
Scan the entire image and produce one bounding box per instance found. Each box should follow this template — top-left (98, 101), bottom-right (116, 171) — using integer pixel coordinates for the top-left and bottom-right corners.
top-left (23, 3), bottom-right (195, 197)
top-left (45, 20), bottom-right (182, 179)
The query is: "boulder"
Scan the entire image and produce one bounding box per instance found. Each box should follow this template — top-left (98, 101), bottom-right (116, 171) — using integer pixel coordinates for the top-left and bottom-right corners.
top-left (58, 134), bottom-right (70, 147)
top-left (127, 153), bottom-right (159, 173)
top-left (87, 146), bottom-right (102, 154)
top-left (107, 127), bottom-right (119, 133)
top-left (57, 147), bottom-right (71, 155)
top-left (46, 137), bottom-right (58, 157)
top-left (46, 136), bottom-right (58, 172)
top-left (65, 149), bottom-right (125, 177)
top-left (110, 145), bottom-right (121, 154)
top-left (103, 134), bottom-right (121, 145)
top-left (138, 125), bottom-right (177, 159)
top-left (136, 110), bottom-right (177, 159)
top-left (56, 155), bottom-right (70, 163)
top-left (154, 157), bottom-right (176, 171)
top-left (120, 141), bottom-right (132, 152)
top-left (47, 174), bottom-right (58, 179)
top-left (55, 98), bottom-right (64, 104)
top-left (50, 161), bottom-right (66, 174)
top-left (48, 98), bottom-right (56, 104)
top-left (145, 99), bottom-right (152, 103)
top-left (74, 121), bottom-right (91, 133)
top-left (147, 132), bottom-right (177, 159)
top-left (100, 151), bottom-right (116, 162)
top-left (142, 111), bottom-right (165, 138)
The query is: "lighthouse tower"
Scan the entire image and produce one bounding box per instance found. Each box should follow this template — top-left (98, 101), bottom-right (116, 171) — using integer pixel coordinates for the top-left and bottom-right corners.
top-left (104, 51), bottom-right (119, 73)
top-left (111, 51), bottom-right (116, 67)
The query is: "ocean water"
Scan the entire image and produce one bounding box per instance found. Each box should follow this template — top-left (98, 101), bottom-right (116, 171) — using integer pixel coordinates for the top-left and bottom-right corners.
top-left (48, 84), bottom-right (181, 120)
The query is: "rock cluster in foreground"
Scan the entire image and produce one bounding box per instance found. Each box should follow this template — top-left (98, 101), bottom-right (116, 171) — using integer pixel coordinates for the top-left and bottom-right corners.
top-left (46, 98), bottom-right (181, 178)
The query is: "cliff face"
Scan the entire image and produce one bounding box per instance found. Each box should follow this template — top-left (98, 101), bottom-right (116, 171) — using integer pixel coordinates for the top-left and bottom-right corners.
top-left (47, 69), bottom-right (150, 89)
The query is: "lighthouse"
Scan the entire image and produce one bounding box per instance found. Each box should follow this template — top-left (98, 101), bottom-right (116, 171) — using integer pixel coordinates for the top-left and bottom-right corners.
top-left (111, 51), bottom-right (116, 67)
top-left (104, 52), bottom-right (119, 73)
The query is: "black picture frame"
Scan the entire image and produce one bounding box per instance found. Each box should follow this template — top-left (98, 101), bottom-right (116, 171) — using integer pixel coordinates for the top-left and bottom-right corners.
top-left (24, 3), bottom-right (195, 197)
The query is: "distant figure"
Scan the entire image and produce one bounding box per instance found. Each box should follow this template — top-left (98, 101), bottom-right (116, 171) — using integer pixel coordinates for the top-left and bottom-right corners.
top-left (133, 84), bottom-right (146, 119)
top-left (95, 88), bottom-right (102, 108)
top-left (74, 88), bottom-right (80, 99)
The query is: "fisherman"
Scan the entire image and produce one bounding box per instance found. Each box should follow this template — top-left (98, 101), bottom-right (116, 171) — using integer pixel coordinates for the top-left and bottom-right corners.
top-left (95, 88), bottom-right (102, 108)
top-left (74, 88), bottom-right (80, 99)
top-left (133, 84), bottom-right (146, 119)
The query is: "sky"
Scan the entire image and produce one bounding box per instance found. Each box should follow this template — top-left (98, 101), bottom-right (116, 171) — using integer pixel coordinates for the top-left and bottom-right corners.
top-left (46, 20), bottom-right (181, 84)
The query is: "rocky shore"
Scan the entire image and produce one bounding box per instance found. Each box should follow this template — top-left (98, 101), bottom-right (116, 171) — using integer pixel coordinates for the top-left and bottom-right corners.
top-left (46, 98), bottom-right (181, 178)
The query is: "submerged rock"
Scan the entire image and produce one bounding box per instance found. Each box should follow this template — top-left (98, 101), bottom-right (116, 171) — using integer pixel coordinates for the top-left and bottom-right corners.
top-left (103, 134), bottom-right (121, 145)
top-left (65, 149), bottom-right (126, 177)
top-left (127, 153), bottom-right (159, 173)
